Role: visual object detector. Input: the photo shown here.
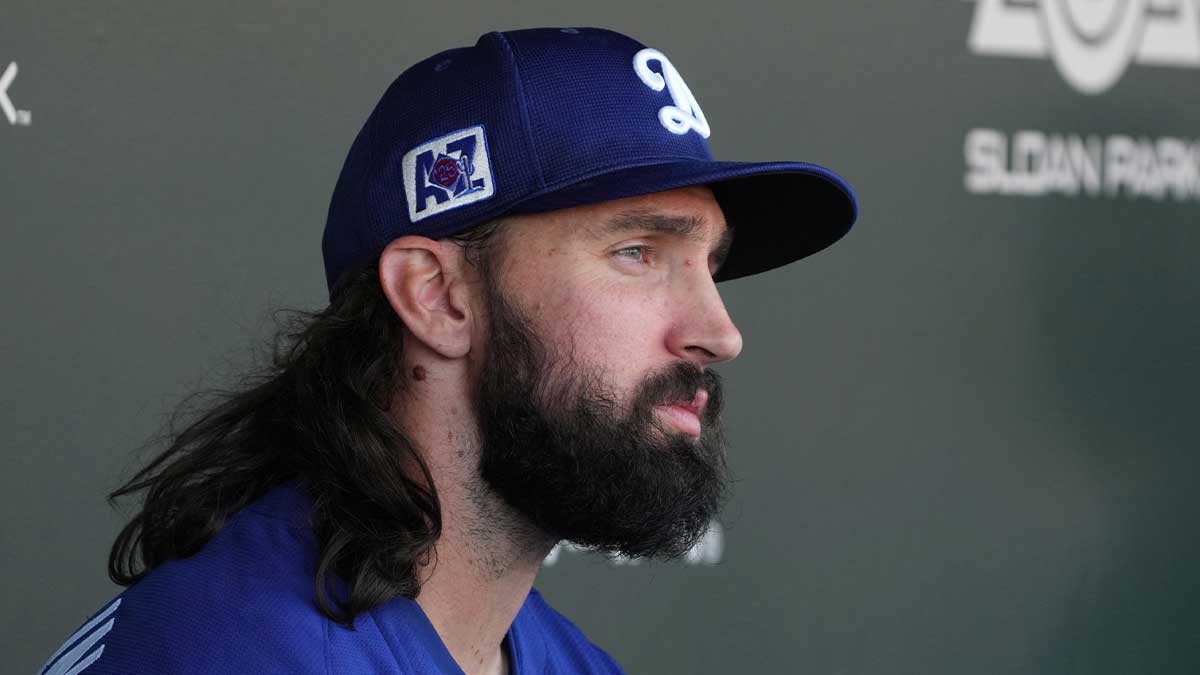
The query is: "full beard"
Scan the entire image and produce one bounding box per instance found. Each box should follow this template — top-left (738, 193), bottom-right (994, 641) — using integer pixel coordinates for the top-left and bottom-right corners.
top-left (473, 274), bottom-right (729, 561)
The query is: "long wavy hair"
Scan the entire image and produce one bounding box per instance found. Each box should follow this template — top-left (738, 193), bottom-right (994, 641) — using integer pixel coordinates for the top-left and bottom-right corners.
top-left (107, 222), bottom-right (503, 627)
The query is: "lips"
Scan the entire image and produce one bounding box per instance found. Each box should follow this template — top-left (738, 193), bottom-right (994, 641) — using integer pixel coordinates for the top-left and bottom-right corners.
top-left (655, 389), bottom-right (708, 437)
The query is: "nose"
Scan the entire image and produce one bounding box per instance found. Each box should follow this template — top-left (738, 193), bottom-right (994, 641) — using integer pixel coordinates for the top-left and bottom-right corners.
top-left (666, 273), bottom-right (744, 367)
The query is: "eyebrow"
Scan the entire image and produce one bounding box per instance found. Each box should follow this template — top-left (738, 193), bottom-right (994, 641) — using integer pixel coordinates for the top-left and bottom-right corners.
top-left (590, 208), bottom-right (735, 272)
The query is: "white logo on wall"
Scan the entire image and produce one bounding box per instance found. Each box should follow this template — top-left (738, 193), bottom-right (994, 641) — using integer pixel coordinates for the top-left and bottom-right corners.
top-left (1, 62), bottom-right (33, 126)
top-left (968, 0), bottom-right (1200, 94)
top-left (964, 2), bottom-right (1200, 201)
top-left (965, 128), bottom-right (1200, 200)
top-left (543, 519), bottom-right (724, 567)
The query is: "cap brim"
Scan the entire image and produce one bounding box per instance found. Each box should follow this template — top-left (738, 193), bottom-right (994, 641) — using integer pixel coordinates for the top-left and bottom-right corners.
top-left (504, 159), bottom-right (858, 282)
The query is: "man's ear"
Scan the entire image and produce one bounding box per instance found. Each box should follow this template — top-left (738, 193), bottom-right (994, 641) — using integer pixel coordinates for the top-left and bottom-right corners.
top-left (378, 236), bottom-right (474, 359)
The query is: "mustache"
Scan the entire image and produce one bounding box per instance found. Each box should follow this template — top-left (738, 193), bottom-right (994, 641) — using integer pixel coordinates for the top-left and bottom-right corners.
top-left (631, 361), bottom-right (724, 425)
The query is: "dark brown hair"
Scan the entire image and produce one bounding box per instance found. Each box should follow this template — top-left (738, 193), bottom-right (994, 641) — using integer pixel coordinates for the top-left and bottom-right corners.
top-left (107, 222), bottom-right (504, 627)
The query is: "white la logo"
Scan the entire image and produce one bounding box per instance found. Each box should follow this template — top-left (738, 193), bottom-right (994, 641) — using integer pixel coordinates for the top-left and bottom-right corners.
top-left (633, 48), bottom-right (711, 138)
top-left (968, 0), bottom-right (1200, 94)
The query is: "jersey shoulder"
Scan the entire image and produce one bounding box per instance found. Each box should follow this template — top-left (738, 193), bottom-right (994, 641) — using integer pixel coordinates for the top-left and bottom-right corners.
top-left (514, 588), bottom-right (625, 674)
top-left (39, 485), bottom-right (330, 675)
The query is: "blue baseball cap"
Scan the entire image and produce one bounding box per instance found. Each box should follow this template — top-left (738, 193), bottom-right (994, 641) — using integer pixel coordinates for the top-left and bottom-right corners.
top-left (321, 27), bottom-right (858, 297)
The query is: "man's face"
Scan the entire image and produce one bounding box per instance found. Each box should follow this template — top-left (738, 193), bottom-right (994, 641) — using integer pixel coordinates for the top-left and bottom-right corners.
top-left (471, 186), bottom-right (744, 559)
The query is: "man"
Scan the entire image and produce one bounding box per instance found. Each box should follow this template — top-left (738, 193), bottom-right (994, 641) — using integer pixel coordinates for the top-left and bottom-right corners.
top-left (40, 27), bottom-right (856, 675)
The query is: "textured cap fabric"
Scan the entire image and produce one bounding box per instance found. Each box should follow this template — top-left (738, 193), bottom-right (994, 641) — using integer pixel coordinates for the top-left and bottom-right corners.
top-left (321, 27), bottom-right (858, 297)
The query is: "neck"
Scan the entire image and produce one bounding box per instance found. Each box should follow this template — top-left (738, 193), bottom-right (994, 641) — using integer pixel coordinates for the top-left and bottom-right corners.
top-left (397, 383), bottom-right (557, 675)
top-left (417, 480), bottom-right (555, 675)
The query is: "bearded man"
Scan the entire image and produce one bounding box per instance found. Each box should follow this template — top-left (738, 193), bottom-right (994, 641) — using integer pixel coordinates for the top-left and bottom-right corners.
top-left (40, 27), bottom-right (856, 675)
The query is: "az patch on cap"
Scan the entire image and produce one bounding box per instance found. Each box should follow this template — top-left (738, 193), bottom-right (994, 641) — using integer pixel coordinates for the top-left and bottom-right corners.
top-left (403, 125), bottom-right (496, 223)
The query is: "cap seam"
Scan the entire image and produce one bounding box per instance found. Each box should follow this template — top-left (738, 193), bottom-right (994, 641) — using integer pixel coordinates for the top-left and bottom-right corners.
top-left (534, 155), bottom-right (709, 192)
top-left (493, 32), bottom-right (546, 190)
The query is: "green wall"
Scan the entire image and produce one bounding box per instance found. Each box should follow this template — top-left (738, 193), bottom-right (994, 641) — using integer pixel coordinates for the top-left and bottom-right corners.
top-left (6, 2), bottom-right (1198, 672)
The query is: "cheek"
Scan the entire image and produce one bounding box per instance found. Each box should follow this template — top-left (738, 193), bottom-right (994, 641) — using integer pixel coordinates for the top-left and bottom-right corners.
top-left (546, 280), bottom-right (672, 385)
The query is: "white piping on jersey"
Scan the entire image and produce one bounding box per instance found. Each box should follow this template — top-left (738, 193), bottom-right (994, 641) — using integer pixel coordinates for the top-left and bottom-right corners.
top-left (39, 598), bottom-right (121, 675)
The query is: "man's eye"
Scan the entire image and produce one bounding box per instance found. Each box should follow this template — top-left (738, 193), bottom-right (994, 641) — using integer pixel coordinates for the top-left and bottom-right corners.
top-left (614, 246), bottom-right (651, 263)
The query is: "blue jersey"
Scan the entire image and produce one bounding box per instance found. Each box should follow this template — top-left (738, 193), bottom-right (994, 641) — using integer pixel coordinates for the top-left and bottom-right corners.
top-left (39, 481), bottom-right (624, 674)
